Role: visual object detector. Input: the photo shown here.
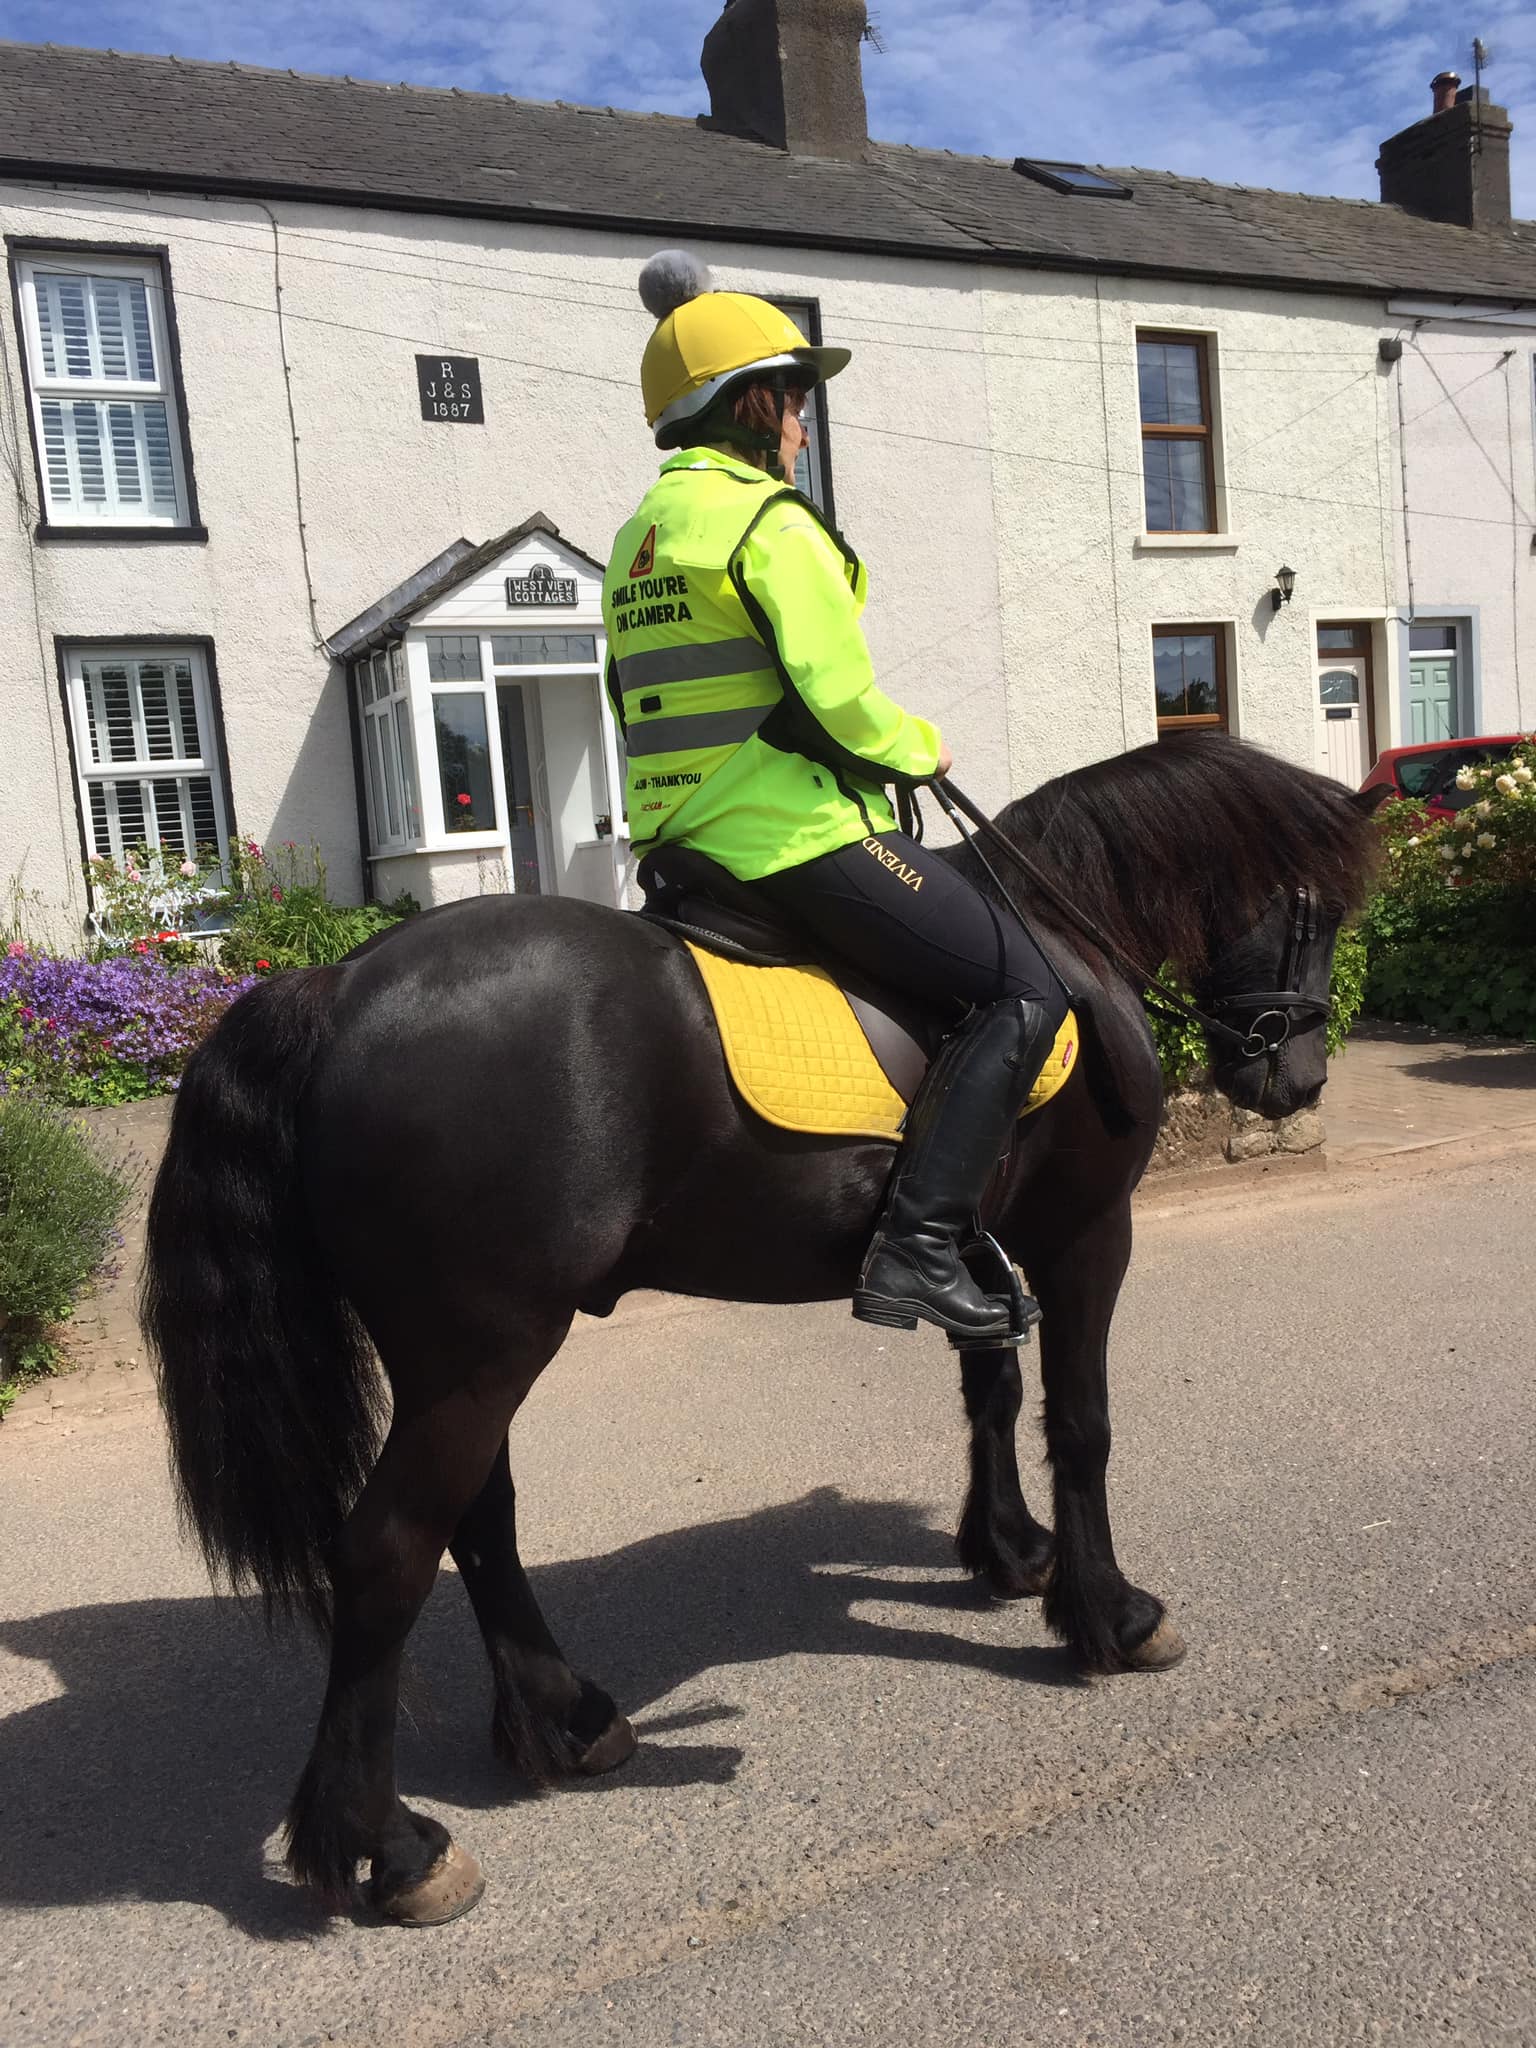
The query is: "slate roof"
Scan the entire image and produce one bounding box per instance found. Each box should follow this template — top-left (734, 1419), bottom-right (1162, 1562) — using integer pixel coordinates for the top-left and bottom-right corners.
top-left (4, 39), bottom-right (1536, 304)
top-left (327, 513), bottom-right (602, 659)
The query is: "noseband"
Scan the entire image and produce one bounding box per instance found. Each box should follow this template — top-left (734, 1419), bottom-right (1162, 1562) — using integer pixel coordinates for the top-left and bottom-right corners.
top-left (1204, 887), bottom-right (1331, 1060)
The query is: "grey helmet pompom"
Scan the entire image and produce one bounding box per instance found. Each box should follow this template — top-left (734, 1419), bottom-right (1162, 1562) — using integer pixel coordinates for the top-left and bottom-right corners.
top-left (638, 249), bottom-right (713, 321)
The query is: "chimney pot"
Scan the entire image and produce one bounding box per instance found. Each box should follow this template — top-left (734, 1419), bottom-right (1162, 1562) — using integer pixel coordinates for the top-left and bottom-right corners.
top-left (700, 0), bottom-right (871, 161)
top-left (1431, 70), bottom-right (1460, 115)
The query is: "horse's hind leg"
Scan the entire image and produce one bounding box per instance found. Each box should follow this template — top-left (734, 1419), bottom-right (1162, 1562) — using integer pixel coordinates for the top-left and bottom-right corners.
top-left (955, 1348), bottom-right (1055, 1598)
top-left (451, 1437), bottom-right (637, 1783)
top-left (284, 1382), bottom-right (529, 1925)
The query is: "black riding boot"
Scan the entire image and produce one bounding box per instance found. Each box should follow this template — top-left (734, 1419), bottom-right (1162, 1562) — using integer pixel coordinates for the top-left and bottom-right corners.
top-left (853, 997), bottom-right (1058, 1341)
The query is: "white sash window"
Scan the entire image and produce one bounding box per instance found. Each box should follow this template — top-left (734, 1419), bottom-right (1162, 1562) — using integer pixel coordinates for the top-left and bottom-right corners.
top-left (15, 253), bottom-right (191, 527)
top-left (64, 645), bottom-right (229, 863)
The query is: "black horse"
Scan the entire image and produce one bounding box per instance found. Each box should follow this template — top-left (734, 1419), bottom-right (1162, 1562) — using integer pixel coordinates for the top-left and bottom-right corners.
top-left (144, 733), bottom-right (1378, 1924)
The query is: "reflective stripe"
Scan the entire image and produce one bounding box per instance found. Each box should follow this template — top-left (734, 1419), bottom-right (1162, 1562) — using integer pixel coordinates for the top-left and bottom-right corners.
top-left (626, 705), bottom-right (772, 757)
top-left (616, 637), bottom-right (773, 691)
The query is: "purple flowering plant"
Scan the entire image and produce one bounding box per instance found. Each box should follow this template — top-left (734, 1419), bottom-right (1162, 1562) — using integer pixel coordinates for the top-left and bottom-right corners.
top-left (0, 943), bottom-right (257, 1106)
top-left (2, 836), bottom-right (412, 1107)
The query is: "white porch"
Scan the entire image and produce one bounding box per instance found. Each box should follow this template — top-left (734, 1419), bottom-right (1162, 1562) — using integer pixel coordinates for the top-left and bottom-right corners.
top-left (333, 516), bottom-right (627, 913)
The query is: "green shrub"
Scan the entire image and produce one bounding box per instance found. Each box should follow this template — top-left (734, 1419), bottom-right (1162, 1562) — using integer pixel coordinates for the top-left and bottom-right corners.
top-left (0, 1094), bottom-right (132, 1413)
top-left (219, 841), bottom-right (416, 972)
top-left (1365, 940), bottom-right (1536, 1038)
top-left (1328, 926), bottom-right (1369, 1054)
top-left (1357, 748), bottom-right (1536, 1041)
top-left (1147, 993), bottom-right (1207, 1092)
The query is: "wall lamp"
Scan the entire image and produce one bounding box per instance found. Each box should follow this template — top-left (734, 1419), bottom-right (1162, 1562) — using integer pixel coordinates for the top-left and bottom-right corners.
top-left (1271, 565), bottom-right (1297, 614)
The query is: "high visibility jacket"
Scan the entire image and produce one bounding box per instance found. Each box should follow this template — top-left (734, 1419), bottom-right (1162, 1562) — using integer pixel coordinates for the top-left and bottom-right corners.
top-left (602, 446), bottom-right (940, 881)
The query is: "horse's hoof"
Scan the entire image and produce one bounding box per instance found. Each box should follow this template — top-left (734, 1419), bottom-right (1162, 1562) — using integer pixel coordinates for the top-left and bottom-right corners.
top-left (374, 1842), bottom-right (486, 1926)
top-left (576, 1711), bottom-right (638, 1776)
top-left (1125, 1615), bottom-right (1187, 1670)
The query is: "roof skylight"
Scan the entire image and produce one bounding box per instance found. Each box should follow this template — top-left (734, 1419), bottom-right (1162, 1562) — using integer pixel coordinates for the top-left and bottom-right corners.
top-left (1014, 159), bottom-right (1132, 198)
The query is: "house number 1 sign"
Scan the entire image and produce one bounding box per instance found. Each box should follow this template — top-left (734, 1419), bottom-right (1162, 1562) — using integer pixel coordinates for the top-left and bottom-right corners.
top-left (416, 355), bottom-right (484, 423)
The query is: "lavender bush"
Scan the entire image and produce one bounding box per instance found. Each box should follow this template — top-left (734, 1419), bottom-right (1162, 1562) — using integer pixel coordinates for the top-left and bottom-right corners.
top-left (0, 1091), bottom-right (133, 1411)
top-left (0, 942), bottom-right (257, 1105)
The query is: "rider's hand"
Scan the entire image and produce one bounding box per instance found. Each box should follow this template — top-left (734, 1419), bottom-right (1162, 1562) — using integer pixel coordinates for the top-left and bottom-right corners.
top-left (935, 742), bottom-right (953, 778)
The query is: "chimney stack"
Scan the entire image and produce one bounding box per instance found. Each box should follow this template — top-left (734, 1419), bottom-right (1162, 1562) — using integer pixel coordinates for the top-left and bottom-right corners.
top-left (700, 0), bottom-right (871, 161)
top-left (1377, 73), bottom-right (1513, 231)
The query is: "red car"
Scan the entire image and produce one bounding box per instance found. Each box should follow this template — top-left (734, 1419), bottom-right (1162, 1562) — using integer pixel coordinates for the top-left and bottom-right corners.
top-left (1358, 735), bottom-right (1527, 821)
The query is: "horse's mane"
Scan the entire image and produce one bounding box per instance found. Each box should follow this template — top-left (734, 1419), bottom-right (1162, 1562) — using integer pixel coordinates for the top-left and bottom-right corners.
top-left (959, 732), bottom-right (1380, 978)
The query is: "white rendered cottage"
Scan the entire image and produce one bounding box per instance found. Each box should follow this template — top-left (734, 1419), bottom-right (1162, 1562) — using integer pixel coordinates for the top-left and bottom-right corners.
top-left (2, 10), bottom-right (1535, 929)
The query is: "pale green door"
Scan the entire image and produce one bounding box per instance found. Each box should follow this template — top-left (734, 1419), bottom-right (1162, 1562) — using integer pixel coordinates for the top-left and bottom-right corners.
top-left (1408, 658), bottom-right (1457, 743)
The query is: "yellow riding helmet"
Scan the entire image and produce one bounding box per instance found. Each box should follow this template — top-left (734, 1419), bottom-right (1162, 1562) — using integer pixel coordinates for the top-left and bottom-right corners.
top-left (638, 250), bottom-right (850, 447)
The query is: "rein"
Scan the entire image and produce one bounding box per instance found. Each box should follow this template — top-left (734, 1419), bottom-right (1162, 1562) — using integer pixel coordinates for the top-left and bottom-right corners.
top-left (930, 778), bottom-right (1328, 1061)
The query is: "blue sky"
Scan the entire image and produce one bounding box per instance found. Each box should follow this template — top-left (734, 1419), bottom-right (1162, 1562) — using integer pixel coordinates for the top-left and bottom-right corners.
top-left (9, 0), bottom-right (1536, 214)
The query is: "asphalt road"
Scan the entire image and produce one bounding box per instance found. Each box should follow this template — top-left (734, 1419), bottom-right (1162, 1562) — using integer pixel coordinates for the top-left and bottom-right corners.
top-left (1, 1148), bottom-right (1533, 2047)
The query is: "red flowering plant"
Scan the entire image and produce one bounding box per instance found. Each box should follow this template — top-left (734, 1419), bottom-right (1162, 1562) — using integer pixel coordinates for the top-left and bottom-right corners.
top-left (84, 844), bottom-right (229, 965)
top-left (219, 839), bottom-right (417, 973)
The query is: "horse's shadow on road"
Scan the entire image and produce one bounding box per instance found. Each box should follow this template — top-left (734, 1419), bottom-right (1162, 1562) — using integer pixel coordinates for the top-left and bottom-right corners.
top-left (0, 1485), bottom-right (1074, 1936)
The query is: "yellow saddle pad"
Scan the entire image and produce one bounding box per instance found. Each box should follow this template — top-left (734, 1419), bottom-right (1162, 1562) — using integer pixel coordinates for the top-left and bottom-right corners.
top-left (684, 941), bottom-right (1079, 1142)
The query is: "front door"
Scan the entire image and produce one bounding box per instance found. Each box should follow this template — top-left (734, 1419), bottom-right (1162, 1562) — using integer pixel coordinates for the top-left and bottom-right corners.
top-left (497, 683), bottom-right (545, 895)
top-left (1317, 660), bottom-right (1367, 784)
top-left (1407, 654), bottom-right (1458, 744)
top-left (1315, 623), bottom-right (1376, 787)
top-left (497, 675), bottom-right (624, 904)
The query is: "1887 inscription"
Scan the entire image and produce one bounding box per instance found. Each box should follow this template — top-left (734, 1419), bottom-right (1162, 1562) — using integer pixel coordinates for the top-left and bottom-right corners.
top-left (416, 355), bottom-right (484, 424)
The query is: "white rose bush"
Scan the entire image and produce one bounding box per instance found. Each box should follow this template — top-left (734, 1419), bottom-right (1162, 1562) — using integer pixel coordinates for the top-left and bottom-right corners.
top-left (1364, 740), bottom-right (1536, 1036)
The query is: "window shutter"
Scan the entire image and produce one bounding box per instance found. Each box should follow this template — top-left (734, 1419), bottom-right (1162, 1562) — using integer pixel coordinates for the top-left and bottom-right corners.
top-left (38, 400), bottom-right (74, 506)
top-left (23, 261), bottom-right (186, 525)
top-left (72, 651), bottom-right (227, 864)
top-left (35, 272), bottom-right (158, 383)
top-left (36, 275), bottom-right (93, 379)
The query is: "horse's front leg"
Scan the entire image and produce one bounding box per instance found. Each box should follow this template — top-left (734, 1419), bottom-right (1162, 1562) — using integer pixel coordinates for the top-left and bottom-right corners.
top-left (955, 1348), bottom-right (1055, 1598)
top-left (1033, 1205), bottom-right (1185, 1672)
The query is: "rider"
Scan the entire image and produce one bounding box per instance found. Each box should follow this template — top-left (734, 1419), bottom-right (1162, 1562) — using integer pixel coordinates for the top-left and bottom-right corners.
top-left (603, 252), bottom-right (1069, 1343)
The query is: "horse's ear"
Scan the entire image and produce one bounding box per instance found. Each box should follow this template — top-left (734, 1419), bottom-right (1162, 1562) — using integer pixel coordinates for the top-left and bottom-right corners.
top-left (1348, 784), bottom-right (1394, 817)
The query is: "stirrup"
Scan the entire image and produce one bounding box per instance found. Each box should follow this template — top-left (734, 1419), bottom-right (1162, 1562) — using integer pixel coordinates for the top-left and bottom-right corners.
top-left (949, 1233), bottom-right (1043, 1353)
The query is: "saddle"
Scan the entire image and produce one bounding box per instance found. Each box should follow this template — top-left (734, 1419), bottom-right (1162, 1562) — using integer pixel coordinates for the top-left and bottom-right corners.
top-left (637, 846), bottom-right (1079, 1143)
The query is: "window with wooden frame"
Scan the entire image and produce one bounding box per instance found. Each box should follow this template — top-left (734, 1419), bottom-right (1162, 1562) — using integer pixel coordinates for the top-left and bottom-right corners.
top-left (1152, 625), bottom-right (1228, 733)
top-left (1136, 332), bottom-right (1216, 533)
top-left (10, 245), bottom-right (201, 536)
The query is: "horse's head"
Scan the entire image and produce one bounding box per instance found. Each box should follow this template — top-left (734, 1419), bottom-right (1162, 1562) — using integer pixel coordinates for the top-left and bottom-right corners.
top-left (979, 735), bottom-right (1386, 1121)
top-left (1195, 884), bottom-right (1339, 1117)
top-left (1194, 784), bottom-right (1387, 1119)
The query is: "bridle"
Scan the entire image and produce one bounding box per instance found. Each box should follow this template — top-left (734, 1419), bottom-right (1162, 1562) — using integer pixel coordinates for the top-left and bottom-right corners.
top-left (930, 779), bottom-right (1331, 1063)
top-left (1202, 884), bottom-right (1330, 1060)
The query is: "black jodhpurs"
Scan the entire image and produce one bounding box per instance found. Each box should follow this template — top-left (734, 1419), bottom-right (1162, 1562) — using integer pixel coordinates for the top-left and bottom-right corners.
top-left (750, 831), bottom-right (1069, 1030)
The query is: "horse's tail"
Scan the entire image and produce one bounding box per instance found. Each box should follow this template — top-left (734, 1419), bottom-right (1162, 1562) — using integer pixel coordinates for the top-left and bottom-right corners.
top-left (142, 967), bottom-right (382, 1627)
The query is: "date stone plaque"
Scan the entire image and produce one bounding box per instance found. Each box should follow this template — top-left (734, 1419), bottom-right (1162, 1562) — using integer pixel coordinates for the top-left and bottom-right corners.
top-left (416, 355), bottom-right (484, 424)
